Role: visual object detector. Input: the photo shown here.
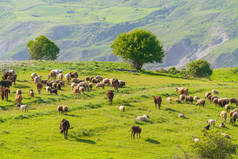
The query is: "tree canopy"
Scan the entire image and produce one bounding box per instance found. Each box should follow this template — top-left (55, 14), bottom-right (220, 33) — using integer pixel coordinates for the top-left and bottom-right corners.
top-left (111, 29), bottom-right (164, 70)
top-left (27, 35), bottom-right (60, 60)
top-left (186, 59), bottom-right (212, 77)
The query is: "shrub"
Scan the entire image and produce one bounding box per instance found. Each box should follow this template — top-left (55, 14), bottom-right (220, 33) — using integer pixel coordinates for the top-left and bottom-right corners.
top-left (168, 67), bottom-right (178, 74)
top-left (186, 59), bottom-right (212, 77)
top-left (192, 130), bottom-right (237, 159)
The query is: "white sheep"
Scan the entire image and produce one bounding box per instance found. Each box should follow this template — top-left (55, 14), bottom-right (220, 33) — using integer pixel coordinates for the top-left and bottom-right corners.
top-left (167, 97), bottom-right (172, 102)
top-left (207, 119), bottom-right (215, 126)
top-left (136, 114), bottom-right (149, 121)
top-left (71, 82), bottom-right (77, 90)
top-left (119, 105), bottom-right (125, 112)
top-left (18, 105), bottom-right (28, 112)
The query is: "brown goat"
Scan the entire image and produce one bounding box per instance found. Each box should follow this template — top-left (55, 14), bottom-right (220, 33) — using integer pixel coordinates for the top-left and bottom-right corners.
top-left (106, 90), bottom-right (114, 105)
top-left (15, 94), bottom-right (22, 105)
top-left (153, 96), bottom-right (162, 109)
top-left (36, 83), bottom-right (43, 94)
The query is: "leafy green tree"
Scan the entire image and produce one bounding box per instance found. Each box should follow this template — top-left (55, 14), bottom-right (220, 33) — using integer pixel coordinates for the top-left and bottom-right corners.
top-left (186, 59), bottom-right (212, 77)
top-left (111, 29), bottom-right (164, 70)
top-left (27, 35), bottom-right (60, 60)
top-left (192, 130), bottom-right (237, 159)
top-left (168, 66), bottom-right (177, 74)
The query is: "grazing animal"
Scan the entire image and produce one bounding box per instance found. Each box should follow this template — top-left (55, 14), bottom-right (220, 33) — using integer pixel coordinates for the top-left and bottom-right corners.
top-left (73, 87), bottom-right (80, 98)
top-left (34, 76), bottom-right (42, 84)
top-left (205, 92), bottom-right (212, 98)
top-left (96, 83), bottom-right (105, 89)
top-left (230, 97), bottom-right (238, 106)
top-left (220, 111), bottom-right (227, 123)
top-left (18, 104), bottom-right (28, 112)
top-left (193, 96), bottom-right (200, 101)
top-left (212, 89), bottom-right (219, 95)
top-left (211, 96), bottom-right (219, 102)
top-left (36, 83), bottom-right (43, 94)
top-left (221, 132), bottom-right (230, 139)
top-left (153, 96), bottom-right (162, 109)
top-left (179, 95), bottom-right (185, 102)
top-left (174, 98), bottom-right (181, 103)
top-left (106, 90), bottom-right (114, 104)
top-left (65, 73), bottom-right (71, 84)
top-left (186, 96), bottom-right (193, 103)
top-left (71, 82), bottom-right (77, 90)
top-left (103, 78), bottom-right (110, 85)
top-left (50, 89), bottom-right (58, 95)
top-left (136, 114), bottom-right (149, 121)
top-left (225, 104), bottom-right (230, 112)
top-left (49, 70), bottom-right (57, 80)
top-left (29, 89), bottom-right (34, 97)
top-left (15, 94), bottom-right (23, 105)
top-left (219, 122), bottom-right (226, 128)
top-left (118, 80), bottom-right (126, 88)
top-left (178, 113), bottom-right (185, 118)
top-left (196, 99), bottom-right (205, 106)
top-left (89, 83), bottom-right (93, 90)
top-left (112, 79), bottom-right (119, 91)
top-left (119, 105), bottom-right (125, 112)
top-left (212, 98), bottom-right (219, 105)
top-left (57, 73), bottom-right (63, 81)
top-left (59, 119), bottom-right (70, 139)
top-left (193, 137), bottom-right (200, 143)
top-left (8, 74), bottom-right (17, 85)
top-left (207, 119), bottom-right (215, 126)
top-left (131, 126), bottom-right (141, 139)
top-left (58, 106), bottom-right (68, 114)
top-left (70, 72), bottom-right (78, 78)
top-left (16, 89), bottom-right (22, 95)
top-left (78, 86), bottom-right (85, 94)
top-left (218, 98), bottom-right (229, 107)
top-left (96, 75), bottom-right (103, 81)
top-left (167, 97), bottom-right (172, 103)
top-left (176, 88), bottom-right (188, 95)
top-left (1, 87), bottom-right (10, 101)
top-left (31, 73), bottom-right (38, 81)
top-left (230, 112), bottom-right (238, 125)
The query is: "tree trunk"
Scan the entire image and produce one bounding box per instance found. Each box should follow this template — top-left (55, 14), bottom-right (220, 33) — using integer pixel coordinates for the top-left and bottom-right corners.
top-left (132, 62), bottom-right (143, 71)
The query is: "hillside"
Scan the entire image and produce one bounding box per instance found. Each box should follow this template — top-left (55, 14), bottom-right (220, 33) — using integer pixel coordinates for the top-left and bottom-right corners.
top-left (0, 61), bottom-right (238, 158)
top-left (1, 0), bottom-right (238, 68)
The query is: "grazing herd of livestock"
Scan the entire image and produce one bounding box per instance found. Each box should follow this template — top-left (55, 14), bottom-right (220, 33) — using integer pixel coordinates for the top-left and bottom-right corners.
top-left (0, 69), bottom-right (238, 141)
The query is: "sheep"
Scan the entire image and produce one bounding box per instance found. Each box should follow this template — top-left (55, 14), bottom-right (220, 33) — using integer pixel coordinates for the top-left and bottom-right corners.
top-left (212, 98), bottom-right (219, 105)
top-left (73, 87), bottom-right (80, 98)
top-left (71, 83), bottom-right (77, 90)
top-left (34, 76), bottom-right (42, 84)
top-left (58, 106), bottom-right (68, 114)
top-left (205, 92), bottom-right (212, 98)
top-left (221, 132), bottom-right (231, 139)
top-left (179, 95), bottom-right (185, 102)
top-left (86, 76), bottom-right (91, 82)
top-left (59, 119), bottom-right (70, 139)
top-left (174, 98), bottom-right (181, 103)
top-left (16, 89), bottom-right (22, 95)
top-left (96, 75), bottom-right (103, 81)
top-left (72, 78), bottom-right (84, 84)
top-left (196, 99), bottom-right (205, 106)
top-left (186, 96), bottom-right (193, 103)
top-left (49, 70), bottom-right (57, 80)
top-left (31, 73), bottom-right (37, 81)
top-left (29, 89), bottom-right (34, 97)
top-left (58, 73), bottom-right (63, 81)
top-left (112, 79), bottom-right (119, 91)
top-left (131, 126), bottom-right (141, 139)
top-left (1, 87), bottom-right (10, 101)
top-left (178, 113), bottom-right (185, 118)
top-left (118, 80), bottom-right (126, 88)
top-left (70, 72), bottom-right (78, 78)
top-left (230, 112), bottom-right (238, 124)
top-left (219, 122), bottom-right (226, 128)
top-left (225, 104), bottom-right (231, 112)
top-left (193, 137), bottom-right (199, 143)
top-left (207, 119), bottom-right (215, 126)
top-left (17, 104), bottom-right (28, 112)
top-left (15, 94), bottom-right (23, 105)
top-left (106, 90), bottom-right (114, 105)
top-left (103, 78), bottom-right (110, 86)
top-left (96, 83), bottom-right (105, 89)
top-left (89, 83), bottom-right (93, 90)
top-left (50, 89), bottom-right (58, 95)
top-left (207, 95), bottom-right (212, 102)
top-left (176, 88), bottom-right (188, 95)
top-left (119, 105), bottom-right (125, 112)
top-left (78, 86), bottom-right (85, 94)
top-left (36, 83), bottom-right (43, 94)
top-left (211, 96), bottom-right (219, 102)
top-left (230, 109), bottom-right (238, 118)
top-left (212, 89), bottom-right (219, 95)
top-left (220, 111), bottom-right (227, 123)
top-left (218, 98), bottom-right (229, 107)
top-left (230, 97), bottom-right (238, 106)
top-left (64, 73), bottom-right (71, 84)
top-left (153, 96), bottom-right (162, 109)
top-left (193, 96), bottom-right (200, 101)
top-left (136, 114), bottom-right (149, 121)
top-left (167, 97), bottom-right (172, 103)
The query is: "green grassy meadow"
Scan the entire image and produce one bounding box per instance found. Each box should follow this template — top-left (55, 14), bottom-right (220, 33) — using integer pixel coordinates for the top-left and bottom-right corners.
top-left (0, 61), bottom-right (238, 158)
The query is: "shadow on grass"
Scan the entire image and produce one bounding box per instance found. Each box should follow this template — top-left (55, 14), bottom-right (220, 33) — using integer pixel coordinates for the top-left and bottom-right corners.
top-left (14, 84), bottom-right (30, 89)
top-left (69, 135), bottom-right (96, 144)
top-left (165, 107), bottom-right (177, 112)
top-left (145, 138), bottom-right (160, 144)
top-left (64, 114), bottom-right (80, 117)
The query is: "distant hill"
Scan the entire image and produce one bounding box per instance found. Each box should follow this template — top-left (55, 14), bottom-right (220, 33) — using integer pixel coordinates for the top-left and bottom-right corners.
top-left (1, 0), bottom-right (238, 68)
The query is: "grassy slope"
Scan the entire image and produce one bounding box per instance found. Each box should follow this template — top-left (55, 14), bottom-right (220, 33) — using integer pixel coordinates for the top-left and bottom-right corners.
top-left (0, 61), bottom-right (238, 158)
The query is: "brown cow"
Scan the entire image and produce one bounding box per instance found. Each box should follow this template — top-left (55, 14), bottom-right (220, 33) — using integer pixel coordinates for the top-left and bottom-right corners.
top-left (153, 96), bottom-right (162, 109)
top-left (59, 119), bottom-right (70, 139)
top-left (106, 90), bottom-right (114, 105)
top-left (131, 126), bottom-right (142, 139)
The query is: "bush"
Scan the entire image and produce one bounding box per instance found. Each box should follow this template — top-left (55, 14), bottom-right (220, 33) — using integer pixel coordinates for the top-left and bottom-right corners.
top-left (192, 130), bottom-right (237, 159)
top-left (168, 67), bottom-right (178, 74)
top-left (186, 59), bottom-right (212, 77)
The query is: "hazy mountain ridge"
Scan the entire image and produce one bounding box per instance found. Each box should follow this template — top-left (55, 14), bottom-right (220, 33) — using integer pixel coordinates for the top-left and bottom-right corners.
top-left (1, 0), bottom-right (238, 68)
